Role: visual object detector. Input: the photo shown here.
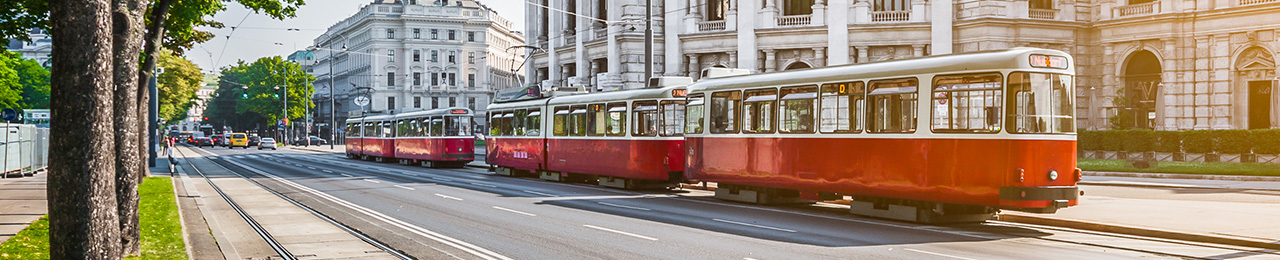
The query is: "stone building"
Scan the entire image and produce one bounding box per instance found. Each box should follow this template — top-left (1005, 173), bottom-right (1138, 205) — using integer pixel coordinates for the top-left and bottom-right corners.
top-left (526, 0), bottom-right (1280, 130)
top-left (313, 0), bottom-right (525, 133)
top-left (4, 28), bottom-right (52, 67)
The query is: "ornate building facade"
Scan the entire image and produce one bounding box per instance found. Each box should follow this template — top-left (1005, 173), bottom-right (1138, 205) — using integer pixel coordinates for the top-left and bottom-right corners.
top-left (526, 0), bottom-right (1280, 130)
top-left (313, 0), bottom-right (525, 132)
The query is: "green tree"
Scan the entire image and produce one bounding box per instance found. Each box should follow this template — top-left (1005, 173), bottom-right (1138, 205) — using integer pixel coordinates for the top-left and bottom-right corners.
top-left (156, 49), bottom-right (202, 123)
top-left (204, 57), bottom-right (313, 132)
top-left (0, 52), bottom-right (23, 109)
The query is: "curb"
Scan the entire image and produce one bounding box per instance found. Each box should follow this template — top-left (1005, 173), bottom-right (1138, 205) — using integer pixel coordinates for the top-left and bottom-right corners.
top-left (1084, 171), bottom-right (1280, 182)
top-left (997, 214), bottom-right (1280, 250)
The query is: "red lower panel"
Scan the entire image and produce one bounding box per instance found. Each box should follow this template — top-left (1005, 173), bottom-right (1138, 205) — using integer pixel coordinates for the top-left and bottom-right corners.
top-left (546, 138), bottom-right (683, 181)
top-left (395, 137), bottom-right (474, 161)
top-left (361, 138), bottom-right (395, 158)
top-left (487, 137), bottom-right (546, 171)
top-left (685, 137), bottom-right (1077, 208)
top-left (346, 137), bottom-right (363, 155)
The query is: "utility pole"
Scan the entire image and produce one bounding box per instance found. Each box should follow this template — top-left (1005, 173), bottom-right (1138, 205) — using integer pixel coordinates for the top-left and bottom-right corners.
top-left (644, 0), bottom-right (653, 84)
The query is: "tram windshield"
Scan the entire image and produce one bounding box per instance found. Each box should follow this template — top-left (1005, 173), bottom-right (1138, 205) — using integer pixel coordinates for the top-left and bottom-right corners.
top-left (1007, 72), bottom-right (1075, 134)
top-left (445, 116), bottom-right (472, 136)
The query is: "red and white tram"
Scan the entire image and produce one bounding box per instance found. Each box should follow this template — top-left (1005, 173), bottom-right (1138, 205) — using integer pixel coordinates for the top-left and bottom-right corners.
top-left (344, 108), bottom-right (475, 167)
top-left (683, 48), bottom-right (1080, 223)
top-left (486, 83), bottom-right (689, 189)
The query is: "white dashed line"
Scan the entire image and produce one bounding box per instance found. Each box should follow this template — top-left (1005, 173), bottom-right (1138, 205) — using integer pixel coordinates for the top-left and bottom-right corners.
top-left (431, 177), bottom-right (450, 182)
top-left (470, 182), bottom-right (496, 188)
top-left (394, 185), bottom-right (416, 191)
top-left (713, 219), bottom-right (797, 233)
top-left (322, 170), bottom-right (333, 173)
top-left (364, 179), bottom-right (381, 183)
top-left (340, 174), bottom-right (353, 177)
top-left (492, 206), bottom-right (536, 217)
top-left (434, 194), bottom-right (463, 201)
top-left (582, 225), bottom-right (658, 241)
top-left (522, 190), bottom-right (558, 197)
top-left (904, 249), bottom-right (978, 260)
top-left (598, 202), bottom-right (651, 211)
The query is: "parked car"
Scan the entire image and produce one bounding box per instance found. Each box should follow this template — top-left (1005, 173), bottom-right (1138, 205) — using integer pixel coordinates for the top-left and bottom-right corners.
top-left (248, 136), bottom-right (261, 147)
top-left (193, 137), bottom-right (213, 147)
top-left (292, 136), bottom-right (327, 146)
top-left (258, 138), bottom-right (277, 150)
top-left (228, 133), bottom-right (249, 148)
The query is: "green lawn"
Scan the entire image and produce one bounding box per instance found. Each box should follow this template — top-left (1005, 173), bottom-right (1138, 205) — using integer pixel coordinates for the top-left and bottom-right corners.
top-left (1078, 158), bottom-right (1280, 176)
top-left (0, 177), bottom-right (186, 259)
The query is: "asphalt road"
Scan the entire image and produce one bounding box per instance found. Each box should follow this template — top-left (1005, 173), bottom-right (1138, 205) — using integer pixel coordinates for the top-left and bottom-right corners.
top-left (186, 145), bottom-right (1280, 260)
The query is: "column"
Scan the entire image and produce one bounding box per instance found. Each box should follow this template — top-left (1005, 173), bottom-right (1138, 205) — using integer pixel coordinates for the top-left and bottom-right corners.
top-left (726, 0), bottom-right (738, 30)
top-left (910, 0), bottom-right (927, 22)
top-left (763, 49), bottom-right (777, 72)
top-left (929, 0), bottom-right (953, 55)
top-left (852, 0), bottom-right (870, 24)
top-left (912, 44), bottom-right (925, 57)
top-left (737, 0), bottom-right (759, 71)
top-left (685, 0), bottom-right (701, 33)
top-left (575, 0), bottom-right (588, 83)
top-left (548, 0), bottom-right (562, 87)
top-left (761, 0), bottom-right (778, 28)
top-left (666, 0), bottom-right (685, 76)
top-left (607, 0), bottom-right (621, 83)
top-left (855, 46), bottom-right (869, 63)
top-left (813, 47), bottom-right (827, 67)
top-left (812, 0), bottom-right (827, 26)
top-left (688, 54), bottom-right (702, 80)
top-left (827, 0), bottom-right (851, 65)
top-left (727, 51), bottom-right (738, 68)
top-left (524, 1), bottom-right (537, 84)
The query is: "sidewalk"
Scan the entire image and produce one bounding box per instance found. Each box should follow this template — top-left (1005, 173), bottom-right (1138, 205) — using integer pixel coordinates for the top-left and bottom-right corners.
top-left (0, 172), bottom-right (46, 244)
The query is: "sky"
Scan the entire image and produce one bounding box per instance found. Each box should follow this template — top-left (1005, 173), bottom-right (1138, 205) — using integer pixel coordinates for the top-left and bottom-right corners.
top-left (186, 0), bottom-right (526, 74)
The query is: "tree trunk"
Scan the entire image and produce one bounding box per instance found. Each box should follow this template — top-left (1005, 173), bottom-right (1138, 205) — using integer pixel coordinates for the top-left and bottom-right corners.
top-left (48, 0), bottom-right (122, 258)
top-left (139, 0), bottom-right (175, 184)
top-left (111, 0), bottom-right (147, 256)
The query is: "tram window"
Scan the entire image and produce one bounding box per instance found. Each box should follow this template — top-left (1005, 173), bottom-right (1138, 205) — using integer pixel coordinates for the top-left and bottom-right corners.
top-left (660, 100), bottom-right (686, 136)
top-left (820, 82), bottom-right (864, 133)
top-left (513, 109), bottom-right (527, 136)
top-left (633, 101), bottom-right (659, 137)
top-left (500, 112), bottom-right (514, 136)
top-left (431, 117), bottom-right (444, 136)
top-left (931, 73), bottom-right (1003, 133)
top-left (396, 120), bottom-right (406, 137)
top-left (606, 102), bottom-right (627, 136)
top-left (867, 78), bottom-right (919, 133)
top-left (415, 119), bottom-right (425, 137)
top-left (553, 106), bottom-right (570, 136)
top-left (446, 116), bottom-right (470, 136)
top-left (709, 91), bottom-right (741, 133)
top-left (570, 105), bottom-right (588, 136)
top-left (489, 112), bottom-right (502, 136)
top-left (1007, 72), bottom-right (1075, 134)
top-left (587, 104), bottom-right (606, 136)
top-left (780, 86), bottom-right (818, 134)
top-left (685, 94), bottom-right (705, 134)
top-left (526, 108), bottom-right (541, 136)
top-left (383, 122), bottom-right (394, 137)
top-left (742, 88), bottom-right (777, 134)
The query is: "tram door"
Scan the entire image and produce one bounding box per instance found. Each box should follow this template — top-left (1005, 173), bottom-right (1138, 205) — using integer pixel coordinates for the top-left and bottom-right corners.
top-left (1250, 81), bottom-right (1272, 129)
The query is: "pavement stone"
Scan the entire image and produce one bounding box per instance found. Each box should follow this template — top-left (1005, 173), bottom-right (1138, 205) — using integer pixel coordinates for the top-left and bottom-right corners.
top-left (0, 172), bottom-right (47, 244)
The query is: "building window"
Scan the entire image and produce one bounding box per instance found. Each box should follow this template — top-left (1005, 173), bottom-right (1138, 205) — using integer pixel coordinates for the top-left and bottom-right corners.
top-left (413, 28), bottom-right (421, 39)
top-left (431, 50), bottom-right (439, 62)
top-left (468, 52), bottom-right (475, 64)
top-left (448, 51), bottom-right (456, 63)
top-left (468, 97), bottom-right (476, 110)
top-left (874, 0), bottom-right (910, 11)
top-left (1030, 0), bottom-right (1053, 9)
top-left (467, 32), bottom-right (476, 42)
top-left (431, 73), bottom-right (439, 85)
top-left (388, 50), bottom-right (395, 62)
top-left (387, 72), bottom-right (396, 86)
top-left (783, 0), bottom-right (814, 15)
top-left (468, 73), bottom-right (476, 88)
top-left (448, 30), bottom-right (456, 40)
top-left (414, 97), bottom-right (421, 108)
top-left (431, 29), bottom-right (438, 39)
top-left (449, 97), bottom-right (456, 107)
top-left (413, 72), bottom-right (422, 85)
top-left (448, 73), bottom-right (457, 85)
top-left (413, 50), bottom-right (420, 62)
top-left (708, 0), bottom-right (729, 21)
top-left (432, 97), bottom-right (439, 108)
top-left (386, 29), bottom-right (395, 39)
top-left (388, 97), bottom-right (396, 110)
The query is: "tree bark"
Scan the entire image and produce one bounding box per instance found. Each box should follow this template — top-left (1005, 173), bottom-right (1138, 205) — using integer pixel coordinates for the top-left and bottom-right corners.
top-left (48, 0), bottom-right (122, 258)
top-left (139, 0), bottom-right (175, 184)
top-left (111, 0), bottom-right (147, 256)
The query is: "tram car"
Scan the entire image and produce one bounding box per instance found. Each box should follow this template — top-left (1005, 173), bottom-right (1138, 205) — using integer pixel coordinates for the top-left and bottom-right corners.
top-left (344, 107), bottom-right (475, 167)
top-left (486, 81), bottom-right (690, 189)
top-left (683, 48), bottom-right (1080, 223)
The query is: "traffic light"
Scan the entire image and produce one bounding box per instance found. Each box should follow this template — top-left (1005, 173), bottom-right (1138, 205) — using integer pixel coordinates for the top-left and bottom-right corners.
top-left (274, 93), bottom-right (280, 98)
top-left (242, 93), bottom-right (249, 99)
top-left (202, 117), bottom-right (208, 121)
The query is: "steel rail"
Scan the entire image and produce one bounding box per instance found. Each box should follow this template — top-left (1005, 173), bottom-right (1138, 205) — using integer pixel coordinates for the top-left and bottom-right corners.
top-left (173, 147), bottom-right (295, 260)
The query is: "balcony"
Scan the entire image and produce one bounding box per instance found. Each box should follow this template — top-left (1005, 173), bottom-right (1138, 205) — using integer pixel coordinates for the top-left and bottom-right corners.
top-left (777, 15), bottom-right (812, 27)
top-left (870, 10), bottom-right (910, 22)
top-left (1029, 8), bottom-right (1056, 19)
top-left (593, 28), bottom-right (607, 40)
top-left (698, 20), bottom-right (726, 31)
top-left (1114, 1), bottom-right (1158, 18)
top-left (1240, 0), bottom-right (1277, 5)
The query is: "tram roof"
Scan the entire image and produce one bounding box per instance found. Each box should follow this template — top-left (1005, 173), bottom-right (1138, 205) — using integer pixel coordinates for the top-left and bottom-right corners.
top-left (544, 85), bottom-right (687, 106)
top-left (686, 47), bottom-right (1073, 93)
top-left (393, 107), bottom-right (473, 119)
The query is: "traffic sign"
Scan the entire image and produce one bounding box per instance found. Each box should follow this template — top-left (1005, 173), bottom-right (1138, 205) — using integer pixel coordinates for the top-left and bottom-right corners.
top-left (1, 109), bottom-right (16, 121)
top-left (354, 96), bottom-right (370, 107)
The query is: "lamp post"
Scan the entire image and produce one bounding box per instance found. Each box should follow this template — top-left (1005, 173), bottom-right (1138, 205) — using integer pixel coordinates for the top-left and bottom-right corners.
top-left (275, 84), bottom-right (287, 146)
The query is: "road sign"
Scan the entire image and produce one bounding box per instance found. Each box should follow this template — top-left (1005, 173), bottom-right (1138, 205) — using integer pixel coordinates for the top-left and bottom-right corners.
top-left (1, 109), bottom-right (16, 121)
top-left (354, 96), bottom-right (370, 107)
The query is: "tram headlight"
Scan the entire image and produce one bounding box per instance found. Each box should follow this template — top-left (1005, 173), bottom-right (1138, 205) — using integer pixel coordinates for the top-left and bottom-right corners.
top-left (1048, 170), bottom-right (1059, 181)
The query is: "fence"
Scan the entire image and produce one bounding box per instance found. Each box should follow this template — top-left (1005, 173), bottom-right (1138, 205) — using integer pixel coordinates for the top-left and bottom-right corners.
top-left (1, 124), bottom-right (47, 178)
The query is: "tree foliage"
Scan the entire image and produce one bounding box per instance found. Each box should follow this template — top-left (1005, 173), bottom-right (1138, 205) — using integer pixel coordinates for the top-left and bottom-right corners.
top-left (14, 53), bottom-right (50, 109)
top-left (0, 0), bottom-right (48, 46)
top-left (0, 51), bottom-right (27, 109)
top-left (156, 49), bottom-right (203, 123)
top-left (211, 56), bottom-right (314, 124)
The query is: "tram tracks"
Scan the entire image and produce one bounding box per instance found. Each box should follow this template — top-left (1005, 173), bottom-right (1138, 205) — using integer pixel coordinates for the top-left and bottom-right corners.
top-left (175, 147), bottom-right (412, 260)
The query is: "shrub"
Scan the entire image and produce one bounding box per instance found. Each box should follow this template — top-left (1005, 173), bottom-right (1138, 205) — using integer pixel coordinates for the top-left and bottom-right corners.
top-left (1215, 129), bottom-right (1253, 154)
top-left (1121, 129), bottom-right (1156, 152)
top-left (1096, 130), bottom-right (1124, 151)
top-left (1182, 130), bottom-right (1215, 153)
top-left (1253, 129), bottom-right (1280, 154)
top-left (1077, 129), bottom-right (1100, 150)
top-left (1154, 131), bottom-right (1182, 153)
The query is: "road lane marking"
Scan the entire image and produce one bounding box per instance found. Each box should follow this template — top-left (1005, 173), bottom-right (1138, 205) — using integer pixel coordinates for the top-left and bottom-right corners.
top-left (363, 179), bottom-right (381, 183)
top-left (340, 174), bottom-right (353, 177)
top-left (431, 177), bottom-right (450, 182)
top-left (582, 225), bottom-right (658, 241)
top-left (470, 182), bottom-right (497, 188)
top-left (222, 160), bottom-right (512, 260)
top-left (307, 167), bottom-right (317, 170)
top-left (598, 202), bottom-right (651, 211)
top-left (523, 190), bottom-right (558, 197)
top-left (492, 206), bottom-right (536, 217)
top-left (322, 170), bottom-right (333, 173)
top-left (394, 185), bottom-right (415, 191)
top-left (713, 219), bottom-right (797, 233)
top-left (434, 194), bottom-right (463, 201)
top-left (904, 249), bottom-right (978, 260)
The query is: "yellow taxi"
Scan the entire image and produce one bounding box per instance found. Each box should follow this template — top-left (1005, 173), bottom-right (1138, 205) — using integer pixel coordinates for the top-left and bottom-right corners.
top-left (228, 133), bottom-right (250, 149)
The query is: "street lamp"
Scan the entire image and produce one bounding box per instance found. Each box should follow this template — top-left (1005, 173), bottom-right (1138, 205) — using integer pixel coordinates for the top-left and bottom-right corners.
top-left (275, 84), bottom-right (287, 146)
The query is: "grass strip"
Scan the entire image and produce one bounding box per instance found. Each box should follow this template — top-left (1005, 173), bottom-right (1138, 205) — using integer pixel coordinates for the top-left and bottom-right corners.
top-left (1078, 159), bottom-right (1280, 176)
top-left (0, 177), bottom-right (186, 259)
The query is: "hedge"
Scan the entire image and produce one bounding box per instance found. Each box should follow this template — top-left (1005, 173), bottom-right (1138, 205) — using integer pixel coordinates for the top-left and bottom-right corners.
top-left (1077, 128), bottom-right (1280, 154)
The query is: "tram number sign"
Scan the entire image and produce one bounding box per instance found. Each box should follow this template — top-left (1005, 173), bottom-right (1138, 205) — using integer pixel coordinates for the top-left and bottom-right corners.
top-left (450, 109), bottom-right (468, 114)
top-left (513, 150), bottom-right (529, 159)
